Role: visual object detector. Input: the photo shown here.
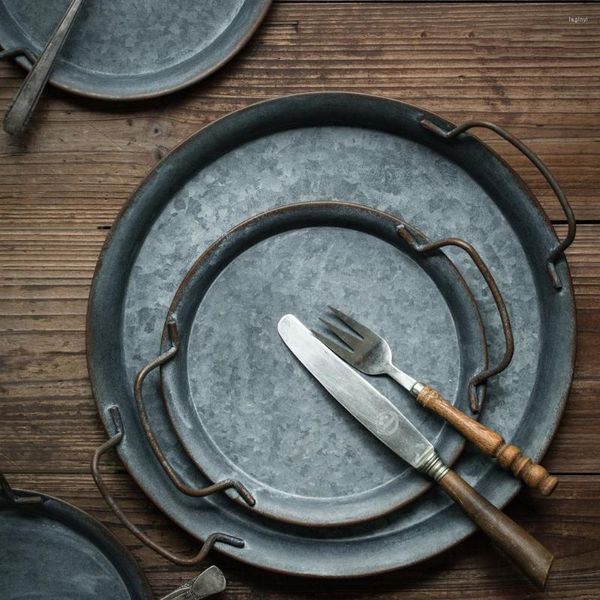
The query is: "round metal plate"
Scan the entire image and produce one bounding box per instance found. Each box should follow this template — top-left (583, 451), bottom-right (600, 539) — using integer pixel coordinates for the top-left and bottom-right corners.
top-left (87, 93), bottom-right (575, 577)
top-left (0, 0), bottom-right (271, 100)
top-left (0, 489), bottom-right (152, 600)
top-left (160, 202), bottom-right (486, 527)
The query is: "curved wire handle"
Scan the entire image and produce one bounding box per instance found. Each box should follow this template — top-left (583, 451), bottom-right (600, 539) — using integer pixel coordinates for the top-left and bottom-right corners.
top-left (0, 472), bottom-right (43, 506)
top-left (0, 47), bottom-right (37, 63)
top-left (133, 320), bottom-right (255, 507)
top-left (397, 223), bottom-right (514, 413)
top-left (420, 118), bottom-right (576, 290)
top-left (0, 473), bottom-right (16, 504)
top-left (92, 406), bottom-right (245, 566)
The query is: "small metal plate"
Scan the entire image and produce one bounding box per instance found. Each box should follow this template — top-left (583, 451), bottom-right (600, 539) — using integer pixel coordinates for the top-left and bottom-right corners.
top-left (88, 93), bottom-right (575, 577)
top-left (161, 202), bottom-right (486, 526)
top-left (0, 489), bottom-right (152, 599)
top-left (0, 0), bottom-right (271, 99)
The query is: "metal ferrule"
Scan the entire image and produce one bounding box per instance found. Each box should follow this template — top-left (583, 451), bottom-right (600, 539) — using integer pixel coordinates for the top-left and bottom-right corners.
top-left (418, 447), bottom-right (449, 482)
top-left (410, 381), bottom-right (424, 397)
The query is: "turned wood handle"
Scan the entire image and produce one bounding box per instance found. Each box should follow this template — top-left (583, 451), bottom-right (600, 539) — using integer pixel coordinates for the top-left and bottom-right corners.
top-left (417, 385), bottom-right (557, 495)
top-left (438, 469), bottom-right (553, 588)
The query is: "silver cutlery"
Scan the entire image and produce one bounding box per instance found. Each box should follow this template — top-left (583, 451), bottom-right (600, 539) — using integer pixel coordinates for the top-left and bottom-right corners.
top-left (278, 314), bottom-right (553, 588)
top-left (161, 566), bottom-right (226, 600)
top-left (3, 0), bottom-right (85, 135)
top-left (314, 306), bottom-right (557, 495)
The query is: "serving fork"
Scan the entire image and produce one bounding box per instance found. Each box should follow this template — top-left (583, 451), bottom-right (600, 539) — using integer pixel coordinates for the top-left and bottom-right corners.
top-left (314, 306), bottom-right (558, 495)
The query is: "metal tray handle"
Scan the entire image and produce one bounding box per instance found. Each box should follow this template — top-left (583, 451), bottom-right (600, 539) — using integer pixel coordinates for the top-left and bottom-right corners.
top-left (0, 47), bottom-right (37, 64)
top-left (133, 320), bottom-right (256, 507)
top-left (0, 473), bottom-right (43, 506)
top-left (397, 223), bottom-right (514, 413)
top-left (92, 406), bottom-right (245, 566)
top-left (420, 118), bottom-right (576, 290)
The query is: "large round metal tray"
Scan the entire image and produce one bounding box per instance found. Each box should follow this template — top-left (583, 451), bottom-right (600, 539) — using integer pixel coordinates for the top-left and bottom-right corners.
top-left (87, 92), bottom-right (575, 577)
top-left (0, 0), bottom-right (271, 100)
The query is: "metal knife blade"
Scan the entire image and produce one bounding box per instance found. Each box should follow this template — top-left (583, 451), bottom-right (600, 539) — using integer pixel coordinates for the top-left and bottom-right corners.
top-left (278, 314), bottom-right (440, 474)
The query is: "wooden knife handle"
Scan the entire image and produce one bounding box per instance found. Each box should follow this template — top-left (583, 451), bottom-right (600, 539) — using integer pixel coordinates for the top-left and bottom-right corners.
top-left (416, 385), bottom-right (558, 495)
top-left (438, 469), bottom-right (553, 588)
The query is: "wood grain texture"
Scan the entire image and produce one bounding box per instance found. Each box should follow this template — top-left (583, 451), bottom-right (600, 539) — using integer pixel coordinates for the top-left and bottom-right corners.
top-left (3, 471), bottom-right (599, 599)
top-left (0, 2), bottom-right (599, 598)
top-left (1, 3), bottom-right (598, 226)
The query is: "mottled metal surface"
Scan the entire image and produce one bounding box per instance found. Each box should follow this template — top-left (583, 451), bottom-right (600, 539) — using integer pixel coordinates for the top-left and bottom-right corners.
top-left (160, 202), bottom-right (486, 526)
top-left (0, 0), bottom-right (271, 99)
top-left (0, 490), bottom-right (152, 599)
top-left (87, 93), bottom-right (575, 577)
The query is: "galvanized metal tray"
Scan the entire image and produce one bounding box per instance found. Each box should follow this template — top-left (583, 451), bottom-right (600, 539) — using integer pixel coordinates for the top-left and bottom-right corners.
top-left (0, 473), bottom-right (228, 599)
top-left (145, 201), bottom-right (514, 528)
top-left (0, 0), bottom-right (271, 100)
top-left (88, 93), bottom-right (575, 577)
top-left (0, 474), bottom-right (153, 599)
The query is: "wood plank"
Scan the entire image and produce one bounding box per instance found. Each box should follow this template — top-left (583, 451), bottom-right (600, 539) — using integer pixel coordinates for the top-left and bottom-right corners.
top-left (1, 2), bottom-right (598, 225)
top-left (2, 471), bottom-right (599, 599)
top-left (0, 225), bottom-right (596, 474)
top-left (0, 372), bottom-right (594, 474)
top-left (0, 3), bottom-right (598, 598)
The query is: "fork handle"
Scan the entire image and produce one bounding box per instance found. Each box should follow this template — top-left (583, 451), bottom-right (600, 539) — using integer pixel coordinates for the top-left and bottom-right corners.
top-left (3, 0), bottom-right (85, 135)
top-left (415, 385), bottom-right (558, 495)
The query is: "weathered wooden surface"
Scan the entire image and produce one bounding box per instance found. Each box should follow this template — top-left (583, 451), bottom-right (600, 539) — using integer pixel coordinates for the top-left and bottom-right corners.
top-left (1, 2), bottom-right (599, 598)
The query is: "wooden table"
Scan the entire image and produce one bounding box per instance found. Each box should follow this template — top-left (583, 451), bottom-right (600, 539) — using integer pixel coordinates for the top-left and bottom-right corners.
top-left (1, 3), bottom-right (598, 598)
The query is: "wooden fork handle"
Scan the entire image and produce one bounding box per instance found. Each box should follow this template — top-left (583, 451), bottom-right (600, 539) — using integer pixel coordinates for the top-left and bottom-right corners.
top-left (416, 385), bottom-right (558, 495)
top-left (437, 468), bottom-right (553, 588)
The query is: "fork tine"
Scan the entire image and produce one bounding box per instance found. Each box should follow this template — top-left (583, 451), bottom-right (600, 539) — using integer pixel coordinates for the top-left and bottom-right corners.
top-left (311, 330), bottom-right (355, 363)
top-left (327, 306), bottom-right (372, 339)
top-left (318, 317), bottom-right (362, 350)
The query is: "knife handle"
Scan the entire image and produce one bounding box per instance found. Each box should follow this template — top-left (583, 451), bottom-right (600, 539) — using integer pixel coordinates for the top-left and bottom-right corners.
top-left (437, 468), bottom-right (553, 588)
top-left (415, 385), bottom-right (557, 495)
